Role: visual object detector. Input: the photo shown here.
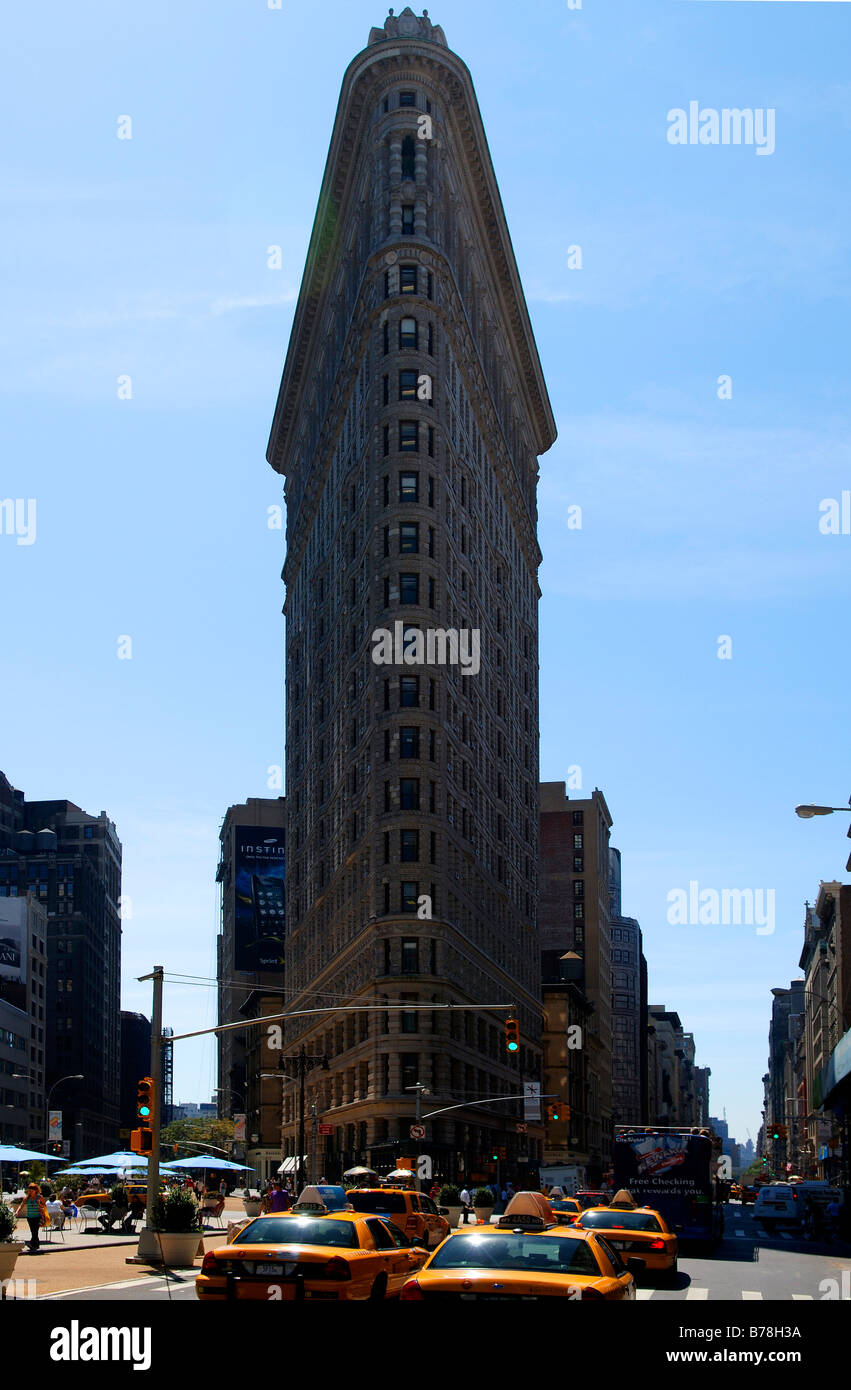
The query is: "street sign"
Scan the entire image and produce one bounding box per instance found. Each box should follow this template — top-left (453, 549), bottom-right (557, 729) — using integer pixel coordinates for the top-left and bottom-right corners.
top-left (516, 1123), bottom-right (528, 1134)
top-left (318, 1123), bottom-right (333, 1136)
top-left (523, 1082), bottom-right (541, 1121)
top-left (410, 1123), bottom-right (426, 1140)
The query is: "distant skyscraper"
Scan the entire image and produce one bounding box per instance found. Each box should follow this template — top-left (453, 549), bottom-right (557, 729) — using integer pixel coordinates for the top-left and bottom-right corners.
top-left (120, 1011), bottom-right (152, 1133)
top-left (267, 10), bottom-right (556, 1179)
top-left (539, 784), bottom-right (613, 1172)
top-left (608, 846), bottom-right (647, 1125)
top-left (0, 770), bottom-right (121, 1156)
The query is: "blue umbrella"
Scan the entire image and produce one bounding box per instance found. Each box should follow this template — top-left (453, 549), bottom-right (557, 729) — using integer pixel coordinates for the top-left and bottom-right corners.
top-left (76, 1151), bottom-right (148, 1168)
top-left (161, 1156), bottom-right (254, 1171)
top-left (0, 1144), bottom-right (63, 1163)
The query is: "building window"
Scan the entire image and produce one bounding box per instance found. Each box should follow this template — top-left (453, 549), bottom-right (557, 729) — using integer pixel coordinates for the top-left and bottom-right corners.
top-left (572, 810), bottom-right (583, 826)
top-left (402, 205), bottom-right (415, 235)
top-left (573, 902), bottom-right (584, 920)
top-left (401, 135), bottom-right (416, 179)
top-left (427, 426), bottom-right (434, 457)
top-left (400, 317), bottom-right (417, 350)
top-left (399, 420), bottom-right (419, 452)
top-left (400, 779), bottom-right (420, 811)
top-left (573, 855), bottom-right (584, 871)
top-left (399, 573), bottom-right (419, 605)
top-left (400, 265), bottom-right (417, 294)
top-left (399, 727), bottom-right (420, 758)
top-left (401, 939), bottom-right (419, 972)
top-left (427, 576), bottom-right (435, 608)
top-left (400, 830), bottom-right (419, 863)
top-left (400, 676), bottom-right (419, 708)
top-left (399, 522), bottom-right (419, 553)
top-left (401, 995), bottom-right (418, 1033)
top-left (399, 370), bottom-right (418, 401)
top-left (399, 470), bottom-right (418, 502)
top-left (399, 91), bottom-right (416, 108)
top-left (383, 424), bottom-right (390, 456)
top-left (383, 321), bottom-right (389, 354)
top-left (573, 833), bottom-right (583, 850)
top-left (428, 476), bottom-right (435, 507)
top-left (573, 880), bottom-right (584, 899)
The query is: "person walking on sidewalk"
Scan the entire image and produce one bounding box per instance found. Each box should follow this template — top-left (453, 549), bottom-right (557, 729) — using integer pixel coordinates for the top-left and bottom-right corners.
top-left (16, 1183), bottom-right (49, 1251)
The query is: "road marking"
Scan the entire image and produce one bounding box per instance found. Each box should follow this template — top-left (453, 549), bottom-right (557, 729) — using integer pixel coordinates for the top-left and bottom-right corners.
top-left (742, 1291), bottom-right (764, 1300)
top-left (43, 1275), bottom-right (178, 1300)
top-left (686, 1287), bottom-right (709, 1300)
top-left (635, 1288), bottom-right (655, 1300)
top-left (791, 1294), bottom-right (813, 1301)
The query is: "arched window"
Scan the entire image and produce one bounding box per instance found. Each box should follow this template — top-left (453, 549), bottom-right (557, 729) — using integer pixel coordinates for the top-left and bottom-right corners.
top-left (400, 317), bottom-right (418, 350)
top-left (401, 134), bottom-right (416, 180)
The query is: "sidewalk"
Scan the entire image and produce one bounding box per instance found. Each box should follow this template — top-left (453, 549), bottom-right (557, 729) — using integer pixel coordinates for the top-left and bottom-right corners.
top-left (5, 1231), bottom-right (231, 1299)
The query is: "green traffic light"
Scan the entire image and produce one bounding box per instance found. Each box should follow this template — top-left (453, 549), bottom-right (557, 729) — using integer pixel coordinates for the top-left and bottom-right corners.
top-left (507, 1041), bottom-right (519, 1052)
top-left (139, 1104), bottom-right (151, 1118)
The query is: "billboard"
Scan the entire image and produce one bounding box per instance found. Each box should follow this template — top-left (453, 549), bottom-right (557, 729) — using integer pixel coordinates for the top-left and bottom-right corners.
top-left (0, 898), bottom-right (27, 1013)
top-left (233, 826), bottom-right (285, 972)
top-left (48, 1110), bottom-right (62, 1142)
top-left (613, 1131), bottom-right (713, 1198)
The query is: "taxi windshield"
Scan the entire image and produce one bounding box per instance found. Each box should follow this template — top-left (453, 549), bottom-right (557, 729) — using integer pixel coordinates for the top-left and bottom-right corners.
top-left (237, 1217), bottom-right (359, 1248)
top-left (428, 1233), bottom-right (600, 1275)
top-left (580, 1211), bottom-right (661, 1232)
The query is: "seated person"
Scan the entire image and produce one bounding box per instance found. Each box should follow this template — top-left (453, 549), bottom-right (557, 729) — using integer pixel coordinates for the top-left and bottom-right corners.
top-left (45, 1196), bottom-right (65, 1229)
top-left (100, 1183), bottom-right (130, 1230)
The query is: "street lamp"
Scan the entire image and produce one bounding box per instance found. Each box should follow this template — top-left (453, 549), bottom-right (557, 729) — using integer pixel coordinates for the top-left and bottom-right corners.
top-left (795, 805), bottom-right (850, 819)
top-left (45, 1074), bottom-right (84, 1154)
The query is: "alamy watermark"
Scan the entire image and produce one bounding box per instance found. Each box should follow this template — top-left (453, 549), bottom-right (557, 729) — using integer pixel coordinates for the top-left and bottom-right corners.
top-left (667, 881), bottom-right (775, 936)
top-left (0, 498), bottom-right (37, 546)
top-left (371, 621), bottom-right (480, 676)
top-left (667, 103), bottom-right (775, 157)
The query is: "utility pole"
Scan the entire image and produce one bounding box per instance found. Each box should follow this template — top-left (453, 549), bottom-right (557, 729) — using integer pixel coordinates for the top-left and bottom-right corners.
top-left (298, 1045), bottom-right (306, 1193)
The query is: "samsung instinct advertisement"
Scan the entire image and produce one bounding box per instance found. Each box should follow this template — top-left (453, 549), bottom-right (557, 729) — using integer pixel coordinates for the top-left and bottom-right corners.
top-left (233, 826), bottom-right (286, 972)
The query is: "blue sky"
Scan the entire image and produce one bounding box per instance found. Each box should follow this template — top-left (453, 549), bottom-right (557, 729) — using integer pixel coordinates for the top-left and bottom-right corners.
top-left (1, 1), bottom-right (848, 1146)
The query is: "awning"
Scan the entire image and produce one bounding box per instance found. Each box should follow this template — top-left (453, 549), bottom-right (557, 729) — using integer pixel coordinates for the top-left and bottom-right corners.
top-left (277, 1156), bottom-right (307, 1174)
top-left (821, 1027), bottom-right (851, 1108)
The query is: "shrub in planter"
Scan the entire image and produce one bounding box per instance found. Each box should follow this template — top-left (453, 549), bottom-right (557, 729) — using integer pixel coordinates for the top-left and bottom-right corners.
top-left (438, 1186), bottom-right (461, 1206)
top-left (473, 1187), bottom-right (495, 1208)
top-left (151, 1186), bottom-right (201, 1234)
top-left (0, 1200), bottom-right (17, 1243)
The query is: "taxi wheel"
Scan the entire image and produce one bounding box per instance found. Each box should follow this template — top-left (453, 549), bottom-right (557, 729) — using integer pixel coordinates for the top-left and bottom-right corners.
top-left (369, 1274), bottom-right (388, 1301)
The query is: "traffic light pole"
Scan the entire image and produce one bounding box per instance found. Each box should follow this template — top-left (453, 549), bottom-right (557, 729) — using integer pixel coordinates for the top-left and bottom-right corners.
top-left (134, 966), bottom-right (164, 1263)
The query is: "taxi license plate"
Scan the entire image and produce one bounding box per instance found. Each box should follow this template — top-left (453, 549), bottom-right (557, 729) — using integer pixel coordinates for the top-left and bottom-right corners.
top-left (254, 1262), bottom-right (294, 1275)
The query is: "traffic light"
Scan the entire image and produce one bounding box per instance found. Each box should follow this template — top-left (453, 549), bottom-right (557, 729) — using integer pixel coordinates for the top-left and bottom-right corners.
top-left (564, 1105), bottom-right (571, 1125)
top-left (504, 1018), bottom-right (520, 1053)
top-left (136, 1076), bottom-right (155, 1123)
top-left (130, 1127), bottom-right (154, 1155)
top-left (130, 1076), bottom-right (155, 1155)
top-left (547, 1103), bottom-right (560, 1122)
top-left (777, 1124), bottom-right (788, 1141)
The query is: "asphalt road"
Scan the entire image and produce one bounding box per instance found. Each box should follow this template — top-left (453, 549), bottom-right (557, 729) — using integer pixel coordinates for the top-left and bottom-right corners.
top-left (39, 1202), bottom-right (851, 1302)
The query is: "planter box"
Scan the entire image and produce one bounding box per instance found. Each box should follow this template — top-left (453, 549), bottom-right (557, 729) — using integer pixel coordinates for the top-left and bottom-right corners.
top-left (445, 1205), bottom-right (463, 1229)
top-left (242, 1199), bottom-right (262, 1218)
top-left (0, 1243), bottom-right (22, 1282)
top-left (149, 1232), bottom-right (204, 1267)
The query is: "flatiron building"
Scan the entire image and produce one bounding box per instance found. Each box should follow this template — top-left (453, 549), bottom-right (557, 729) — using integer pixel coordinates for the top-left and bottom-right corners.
top-left (267, 8), bottom-right (556, 1179)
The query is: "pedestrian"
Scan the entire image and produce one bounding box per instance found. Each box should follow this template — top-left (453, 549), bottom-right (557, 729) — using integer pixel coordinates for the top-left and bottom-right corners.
top-left (429, 1182), bottom-right (440, 1202)
top-left (219, 1177), bottom-right (228, 1200)
top-left (459, 1186), bottom-right (472, 1224)
top-left (16, 1183), bottom-right (49, 1251)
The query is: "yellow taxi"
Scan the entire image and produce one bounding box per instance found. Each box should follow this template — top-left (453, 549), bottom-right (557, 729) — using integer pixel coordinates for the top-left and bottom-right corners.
top-left (576, 1205), bottom-right (678, 1278)
top-left (547, 1196), bottom-right (582, 1223)
top-left (399, 1192), bottom-right (641, 1301)
top-left (195, 1190), bottom-right (429, 1301)
top-left (345, 1187), bottom-right (450, 1249)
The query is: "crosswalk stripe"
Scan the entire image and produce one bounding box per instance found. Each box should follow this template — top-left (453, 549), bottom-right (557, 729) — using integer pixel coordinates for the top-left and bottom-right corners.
top-left (742, 1291), bottom-right (764, 1300)
top-left (791, 1294), bottom-right (813, 1301)
top-left (686, 1287), bottom-right (709, 1300)
top-left (635, 1288), bottom-right (655, 1300)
